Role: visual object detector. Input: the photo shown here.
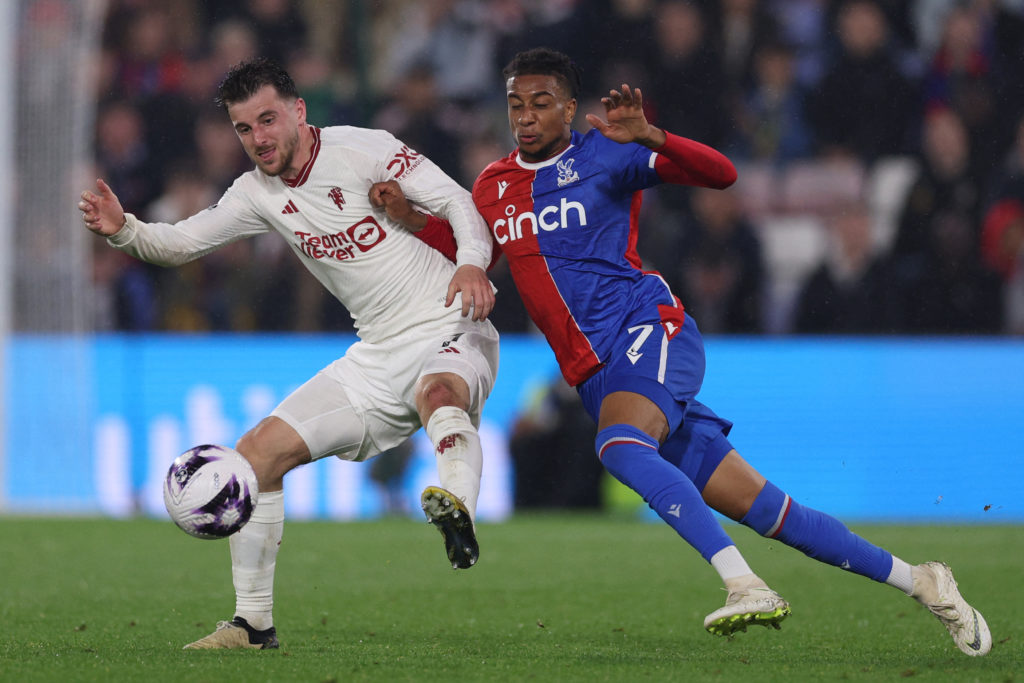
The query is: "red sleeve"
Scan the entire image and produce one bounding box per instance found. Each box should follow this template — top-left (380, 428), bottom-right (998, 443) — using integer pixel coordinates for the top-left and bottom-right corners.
top-left (652, 131), bottom-right (737, 189)
top-left (414, 215), bottom-right (502, 270)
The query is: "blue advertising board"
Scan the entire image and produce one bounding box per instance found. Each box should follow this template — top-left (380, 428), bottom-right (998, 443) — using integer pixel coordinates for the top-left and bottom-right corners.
top-left (4, 334), bottom-right (1022, 522)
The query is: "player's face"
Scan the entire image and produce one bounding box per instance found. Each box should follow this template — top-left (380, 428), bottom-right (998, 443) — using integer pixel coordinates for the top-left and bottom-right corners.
top-left (227, 85), bottom-right (308, 178)
top-left (506, 74), bottom-right (576, 163)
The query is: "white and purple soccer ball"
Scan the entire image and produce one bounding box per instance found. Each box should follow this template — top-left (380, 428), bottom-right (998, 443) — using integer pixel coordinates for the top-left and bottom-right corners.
top-left (163, 444), bottom-right (259, 539)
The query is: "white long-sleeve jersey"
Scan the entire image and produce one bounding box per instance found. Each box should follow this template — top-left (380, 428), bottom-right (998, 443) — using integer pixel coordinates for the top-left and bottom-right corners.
top-left (108, 126), bottom-right (493, 343)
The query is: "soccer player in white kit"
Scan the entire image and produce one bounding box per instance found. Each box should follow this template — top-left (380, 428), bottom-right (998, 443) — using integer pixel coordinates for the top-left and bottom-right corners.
top-left (78, 58), bottom-right (499, 650)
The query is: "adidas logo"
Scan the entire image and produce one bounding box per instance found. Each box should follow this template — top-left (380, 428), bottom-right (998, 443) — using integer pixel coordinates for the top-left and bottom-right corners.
top-left (282, 200), bottom-right (299, 214)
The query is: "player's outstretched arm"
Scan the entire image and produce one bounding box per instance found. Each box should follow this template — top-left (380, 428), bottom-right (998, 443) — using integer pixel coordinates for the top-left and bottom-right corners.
top-left (78, 179), bottom-right (127, 237)
top-left (585, 84), bottom-right (666, 149)
top-left (585, 84), bottom-right (736, 189)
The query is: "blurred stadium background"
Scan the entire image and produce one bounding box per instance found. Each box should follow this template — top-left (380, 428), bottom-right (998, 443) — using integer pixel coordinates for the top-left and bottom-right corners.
top-left (1, 0), bottom-right (1022, 522)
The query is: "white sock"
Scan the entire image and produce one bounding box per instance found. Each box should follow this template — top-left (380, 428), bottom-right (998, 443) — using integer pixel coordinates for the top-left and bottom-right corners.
top-left (425, 406), bottom-right (483, 520)
top-left (886, 556), bottom-right (915, 595)
top-left (709, 545), bottom-right (758, 585)
top-left (229, 489), bottom-right (284, 631)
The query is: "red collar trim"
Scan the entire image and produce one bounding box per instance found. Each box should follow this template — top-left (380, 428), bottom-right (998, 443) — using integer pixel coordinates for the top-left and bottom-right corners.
top-left (283, 126), bottom-right (320, 187)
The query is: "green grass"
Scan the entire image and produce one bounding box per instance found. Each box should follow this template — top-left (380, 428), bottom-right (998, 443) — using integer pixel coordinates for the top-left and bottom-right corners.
top-left (0, 516), bottom-right (1019, 682)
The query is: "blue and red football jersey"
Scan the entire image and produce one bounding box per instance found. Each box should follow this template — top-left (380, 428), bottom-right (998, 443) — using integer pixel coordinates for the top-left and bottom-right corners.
top-left (473, 129), bottom-right (686, 386)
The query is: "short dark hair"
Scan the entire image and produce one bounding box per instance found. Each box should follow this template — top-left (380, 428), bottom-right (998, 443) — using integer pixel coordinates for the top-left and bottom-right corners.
top-left (215, 57), bottom-right (299, 110)
top-left (502, 47), bottom-right (582, 100)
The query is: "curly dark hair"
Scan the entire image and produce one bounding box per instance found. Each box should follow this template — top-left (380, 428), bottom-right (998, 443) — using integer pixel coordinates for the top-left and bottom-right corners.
top-left (215, 57), bottom-right (299, 110)
top-left (501, 47), bottom-right (582, 100)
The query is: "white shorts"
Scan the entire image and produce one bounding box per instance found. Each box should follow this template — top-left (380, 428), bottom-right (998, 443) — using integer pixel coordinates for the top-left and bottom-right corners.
top-left (271, 319), bottom-right (499, 462)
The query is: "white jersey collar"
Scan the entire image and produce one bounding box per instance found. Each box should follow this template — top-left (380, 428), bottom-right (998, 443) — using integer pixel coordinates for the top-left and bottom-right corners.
top-left (515, 142), bottom-right (575, 170)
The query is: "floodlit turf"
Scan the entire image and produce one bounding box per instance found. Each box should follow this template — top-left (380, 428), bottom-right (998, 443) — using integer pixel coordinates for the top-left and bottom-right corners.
top-left (0, 515), bottom-right (1019, 682)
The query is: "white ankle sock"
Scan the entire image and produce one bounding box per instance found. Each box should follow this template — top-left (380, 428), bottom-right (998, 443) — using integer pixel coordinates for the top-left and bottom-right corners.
top-left (885, 556), bottom-right (915, 595)
top-left (709, 545), bottom-right (756, 584)
top-left (229, 489), bottom-right (284, 631)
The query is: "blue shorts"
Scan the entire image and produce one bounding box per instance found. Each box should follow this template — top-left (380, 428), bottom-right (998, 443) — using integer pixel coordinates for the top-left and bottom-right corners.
top-left (578, 312), bottom-right (706, 432)
top-left (662, 400), bottom-right (734, 491)
top-left (577, 312), bottom-right (734, 491)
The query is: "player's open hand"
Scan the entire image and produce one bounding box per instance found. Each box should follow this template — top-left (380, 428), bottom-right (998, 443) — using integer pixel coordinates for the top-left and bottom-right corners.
top-left (369, 180), bottom-right (427, 231)
top-left (78, 179), bottom-right (127, 236)
top-left (447, 264), bottom-right (494, 322)
top-left (585, 84), bottom-right (666, 149)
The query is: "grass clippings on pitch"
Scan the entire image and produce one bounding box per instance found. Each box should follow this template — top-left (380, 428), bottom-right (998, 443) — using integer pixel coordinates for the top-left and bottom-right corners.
top-left (0, 515), bottom-right (1018, 682)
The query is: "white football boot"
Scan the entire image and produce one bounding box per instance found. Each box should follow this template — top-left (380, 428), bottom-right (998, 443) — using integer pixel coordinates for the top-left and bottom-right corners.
top-left (704, 585), bottom-right (791, 636)
top-left (913, 561), bottom-right (991, 656)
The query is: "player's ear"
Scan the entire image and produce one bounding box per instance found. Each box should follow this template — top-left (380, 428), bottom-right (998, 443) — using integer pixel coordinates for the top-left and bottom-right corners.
top-left (294, 96), bottom-right (307, 125)
top-left (565, 98), bottom-right (577, 124)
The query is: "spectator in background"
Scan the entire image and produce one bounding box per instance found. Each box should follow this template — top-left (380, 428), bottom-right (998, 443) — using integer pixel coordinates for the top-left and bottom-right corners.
top-left (893, 107), bottom-right (982, 259)
top-left (286, 48), bottom-right (357, 133)
top-left (192, 107), bottom-right (253, 191)
top-left (492, 0), bottom-right (591, 77)
top-left (807, 0), bottom-right (917, 162)
top-left (222, 0), bottom-right (309, 66)
top-left (145, 160), bottom-right (220, 225)
top-left (706, 0), bottom-right (783, 97)
top-left (106, 3), bottom-right (201, 160)
top-left (643, 0), bottom-right (728, 149)
top-left (102, 3), bottom-right (188, 100)
top-left (94, 99), bottom-right (161, 214)
top-left (793, 201), bottom-right (893, 333)
top-left (911, 0), bottom-right (1023, 122)
top-left (922, 3), bottom-right (1000, 164)
top-left (376, 0), bottom-right (497, 105)
top-left (143, 160), bottom-right (262, 331)
top-left (890, 209), bottom-right (1003, 333)
top-left (373, 61), bottom-right (464, 180)
top-left (987, 112), bottom-right (1024, 205)
top-left (674, 187), bottom-right (765, 334)
top-left (207, 17), bottom-right (260, 73)
top-left (888, 106), bottom-right (1002, 333)
top-left (765, 0), bottom-right (830, 87)
top-left (981, 199), bottom-right (1024, 334)
top-left (726, 38), bottom-right (813, 166)
top-left (90, 241), bottom-right (158, 331)
top-left (580, 0), bottom-right (658, 101)
top-left (989, 4), bottom-right (1024, 149)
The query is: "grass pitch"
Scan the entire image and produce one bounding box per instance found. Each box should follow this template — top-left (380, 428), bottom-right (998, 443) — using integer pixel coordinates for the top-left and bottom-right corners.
top-left (0, 515), bottom-right (1019, 682)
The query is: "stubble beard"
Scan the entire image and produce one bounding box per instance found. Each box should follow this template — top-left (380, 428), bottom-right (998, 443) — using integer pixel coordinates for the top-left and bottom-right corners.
top-left (255, 129), bottom-right (299, 177)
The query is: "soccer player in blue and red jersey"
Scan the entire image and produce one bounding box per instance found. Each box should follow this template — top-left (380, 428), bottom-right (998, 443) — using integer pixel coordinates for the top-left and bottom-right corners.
top-left (374, 47), bottom-right (991, 656)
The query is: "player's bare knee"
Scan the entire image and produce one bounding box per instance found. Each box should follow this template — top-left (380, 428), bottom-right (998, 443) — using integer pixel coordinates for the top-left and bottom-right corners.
top-left (415, 373), bottom-right (470, 420)
top-left (235, 418), bottom-right (310, 488)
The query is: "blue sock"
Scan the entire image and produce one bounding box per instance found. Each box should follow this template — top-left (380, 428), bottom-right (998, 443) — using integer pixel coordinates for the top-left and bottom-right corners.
top-left (597, 424), bottom-right (734, 562)
top-left (741, 482), bottom-right (893, 582)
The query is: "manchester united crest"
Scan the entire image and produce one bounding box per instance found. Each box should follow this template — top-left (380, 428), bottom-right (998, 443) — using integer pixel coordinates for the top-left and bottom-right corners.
top-left (328, 187), bottom-right (345, 211)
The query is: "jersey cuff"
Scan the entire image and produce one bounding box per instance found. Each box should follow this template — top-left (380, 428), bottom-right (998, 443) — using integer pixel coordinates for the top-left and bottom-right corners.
top-left (106, 213), bottom-right (139, 248)
top-left (455, 247), bottom-right (490, 271)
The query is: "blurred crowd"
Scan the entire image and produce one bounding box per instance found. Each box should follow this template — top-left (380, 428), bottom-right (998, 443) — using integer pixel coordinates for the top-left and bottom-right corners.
top-left (89, 0), bottom-right (1024, 337)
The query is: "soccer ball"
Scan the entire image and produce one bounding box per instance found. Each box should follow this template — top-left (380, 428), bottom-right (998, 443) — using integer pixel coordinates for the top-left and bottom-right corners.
top-left (163, 444), bottom-right (259, 539)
